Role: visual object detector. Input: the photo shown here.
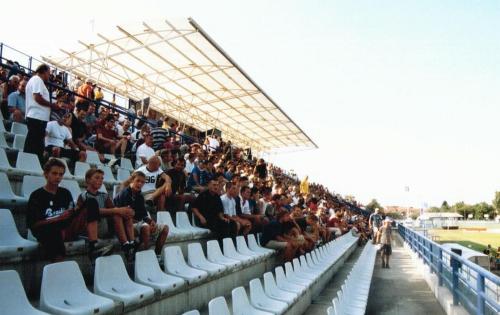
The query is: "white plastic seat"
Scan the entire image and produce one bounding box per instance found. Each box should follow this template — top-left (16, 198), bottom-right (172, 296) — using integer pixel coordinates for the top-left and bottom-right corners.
top-left (176, 212), bottom-right (210, 236)
top-left (103, 154), bottom-right (115, 161)
top-left (16, 151), bottom-right (43, 175)
top-left (0, 209), bottom-right (38, 257)
top-left (163, 246), bottom-right (208, 284)
top-left (274, 267), bottom-right (306, 294)
top-left (86, 150), bottom-right (102, 166)
top-left (74, 161), bottom-right (90, 180)
top-left (41, 261), bottom-right (115, 315)
top-left (208, 296), bottom-right (231, 315)
top-left (249, 278), bottom-right (288, 314)
top-left (182, 311), bottom-right (200, 315)
top-left (248, 234), bottom-right (274, 257)
top-left (223, 237), bottom-right (255, 265)
top-left (60, 179), bottom-right (82, 203)
top-left (262, 272), bottom-right (297, 304)
top-left (0, 270), bottom-right (49, 315)
top-left (98, 165), bottom-right (117, 183)
top-left (116, 168), bottom-right (130, 182)
top-left (206, 240), bottom-right (241, 269)
top-left (0, 119), bottom-right (5, 132)
top-left (94, 255), bottom-right (154, 309)
top-left (232, 287), bottom-right (274, 315)
top-left (134, 250), bottom-right (186, 295)
top-left (292, 258), bottom-right (318, 281)
top-left (0, 147), bottom-right (14, 172)
top-left (0, 132), bottom-right (10, 149)
top-left (300, 255), bottom-right (323, 276)
top-left (21, 175), bottom-right (46, 199)
top-left (0, 172), bottom-right (28, 205)
top-left (187, 242), bottom-right (226, 276)
top-left (120, 157), bottom-right (134, 171)
top-left (10, 122), bottom-right (28, 136)
top-left (55, 158), bottom-right (75, 179)
top-left (13, 134), bottom-right (26, 151)
top-left (236, 236), bottom-right (265, 261)
top-left (157, 211), bottom-right (192, 239)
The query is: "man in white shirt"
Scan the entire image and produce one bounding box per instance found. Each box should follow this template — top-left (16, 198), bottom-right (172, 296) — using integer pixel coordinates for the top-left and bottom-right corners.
top-left (237, 186), bottom-right (268, 232)
top-left (25, 64), bottom-right (55, 161)
top-left (220, 182), bottom-right (251, 236)
top-left (184, 153), bottom-right (196, 174)
top-left (208, 135), bottom-right (220, 152)
top-left (135, 134), bottom-right (155, 168)
top-left (45, 113), bottom-right (86, 163)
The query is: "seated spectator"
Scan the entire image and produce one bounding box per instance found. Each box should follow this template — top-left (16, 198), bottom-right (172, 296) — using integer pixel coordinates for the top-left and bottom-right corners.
top-left (192, 179), bottom-right (238, 240)
top-left (114, 171), bottom-right (168, 256)
top-left (7, 78), bottom-right (27, 122)
top-left (71, 102), bottom-right (96, 152)
top-left (253, 158), bottom-right (268, 180)
top-left (221, 182), bottom-right (252, 236)
top-left (151, 120), bottom-right (169, 151)
top-left (135, 134), bottom-right (155, 168)
top-left (260, 211), bottom-right (300, 262)
top-left (164, 158), bottom-right (195, 213)
top-left (45, 113), bottom-right (86, 163)
top-left (78, 168), bottom-right (137, 258)
top-left (187, 159), bottom-right (208, 192)
top-left (1, 75), bottom-right (20, 118)
top-left (236, 186), bottom-right (268, 232)
top-left (159, 149), bottom-right (173, 171)
top-left (95, 114), bottom-right (128, 157)
top-left (184, 153), bottom-right (196, 175)
top-left (27, 158), bottom-right (112, 262)
top-left (84, 102), bottom-right (97, 133)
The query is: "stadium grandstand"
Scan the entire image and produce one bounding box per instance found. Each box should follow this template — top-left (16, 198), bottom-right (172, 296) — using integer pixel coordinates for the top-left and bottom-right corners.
top-left (0, 18), bottom-right (498, 315)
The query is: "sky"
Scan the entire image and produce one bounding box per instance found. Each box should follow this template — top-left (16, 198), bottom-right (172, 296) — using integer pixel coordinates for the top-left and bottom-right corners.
top-left (1, 0), bottom-right (499, 208)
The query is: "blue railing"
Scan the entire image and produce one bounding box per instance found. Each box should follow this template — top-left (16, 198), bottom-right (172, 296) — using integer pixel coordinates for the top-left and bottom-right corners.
top-left (398, 224), bottom-right (500, 315)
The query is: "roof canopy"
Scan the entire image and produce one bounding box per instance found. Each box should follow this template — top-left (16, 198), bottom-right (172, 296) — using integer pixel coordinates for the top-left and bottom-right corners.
top-left (42, 18), bottom-right (317, 152)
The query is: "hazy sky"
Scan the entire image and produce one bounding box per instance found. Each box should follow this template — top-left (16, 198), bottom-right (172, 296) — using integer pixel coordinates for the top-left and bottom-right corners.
top-left (2, 0), bottom-right (499, 208)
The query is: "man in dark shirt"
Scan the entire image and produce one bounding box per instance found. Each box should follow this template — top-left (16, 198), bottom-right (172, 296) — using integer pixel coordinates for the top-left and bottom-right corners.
top-left (27, 158), bottom-right (105, 261)
top-left (150, 121), bottom-right (170, 151)
top-left (165, 158), bottom-right (195, 213)
top-left (114, 171), bottom-right (168, 255)
top-left (192, 179), bottom-right (237, 240)
top-left (260, 211), bottom-right (299, 262)
top-left (71, 102), bottom-right (94, 152)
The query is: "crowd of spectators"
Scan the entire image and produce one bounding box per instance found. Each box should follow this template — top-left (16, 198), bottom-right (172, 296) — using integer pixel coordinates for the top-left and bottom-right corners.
top-left (1, 62), bottom-right (369, 264)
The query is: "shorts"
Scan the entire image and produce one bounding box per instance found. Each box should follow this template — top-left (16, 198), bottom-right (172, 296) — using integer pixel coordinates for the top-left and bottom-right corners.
top-left (134, 221), bottom-right (166, 241)
top-left (381, 244), bottom-right (392, 256)
top-left (265, 240), bottom-right (288, 250)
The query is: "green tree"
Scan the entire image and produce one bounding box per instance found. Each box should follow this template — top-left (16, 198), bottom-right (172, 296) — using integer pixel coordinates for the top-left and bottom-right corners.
top-left (427, 206), bottom-right (441, 213)
top-left (473, 202), bottom-right (494, 220)
top-left (366, 199), bottom-right (383, 212)
top-left (386, 212), bottom-right (403, 220)
top-left (493, 191), bottom-right (500, 214)
top-left (441, 200), bottom-right (450, 211)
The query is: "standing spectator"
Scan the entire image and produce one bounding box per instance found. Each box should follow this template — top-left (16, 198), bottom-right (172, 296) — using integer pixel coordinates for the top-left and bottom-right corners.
top-left (96, 114), bottom-right (128, 156)
top-left (150, 120), bottom-right (169, 151)
top-left (25, 64), bottom-right (53, 161)
top-left (7, 78), bottom-right (27, 122)
top-left (114, 171), bottom-right (168, 256)
top-left (44, 113), bottom-right (86, 163)
top-left (379, 218), bottom-right (393, 268)
top-left (75, 78), bottom-right (93, 105)
top-left (94, 86), bottom-right (104, 102)
top-left (300, 176), bottom-right (309, 195)
top-left (136, 134), bottom-right (155, 168)
top-left (192, 179), bottom-right (238, 240)
top-left (369, 208), bottom-right (383, 244)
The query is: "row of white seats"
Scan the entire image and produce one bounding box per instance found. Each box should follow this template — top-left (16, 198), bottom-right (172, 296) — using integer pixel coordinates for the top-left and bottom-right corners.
top-left (0, 147), bottom-right (131, 184)
top-left (0, 235), bottom-right (274, 315)
top-left (0, 208), bottom-right (211, 259)
top-left (0, 132), bottom-right (26, 151)
top-left (327, 242), bottom-right (377, 315)
top-left (185, 233), bottom-right (359, 315)
top-left (0, 120), bottom-right (28, 136)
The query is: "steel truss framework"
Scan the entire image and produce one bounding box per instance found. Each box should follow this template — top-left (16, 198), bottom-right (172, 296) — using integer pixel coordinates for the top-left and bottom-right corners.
top-left (42, 18), bottom-right (317, 152)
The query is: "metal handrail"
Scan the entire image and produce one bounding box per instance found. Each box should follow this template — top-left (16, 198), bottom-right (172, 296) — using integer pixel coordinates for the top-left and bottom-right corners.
top-left (398, 224), bottom-right (500, 315)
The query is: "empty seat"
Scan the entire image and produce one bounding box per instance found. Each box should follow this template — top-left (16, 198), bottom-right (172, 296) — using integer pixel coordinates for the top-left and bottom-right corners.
top-left (163, 246), bottom-right (208, 285)
top-left (274, 266), bottom-right (306, 294)
top-left (116, 168), bottom-right (130, 182)
top-left (22, 175), bottom-right (46, 198)
top-left (13, 134), bottom-right (26, 151)
top-left (223, 237), bottom-right (255, 264)
top-left (94, 255), bottom-right (154, 309)
top-left (248, 234), bottom-right (274, 257)
top-left (262, 272), bottom-right (297, 304)
top-left (249, 278), bottom-right (288, 314)
top-left (0, 270), bottom-right (49, 315)
top-left (206, 240), bottom-right (241, 269)
top-left (0, 147), bottom-right (14, 172)
top-left (236, 236), bottom-right (264, 261)
top-left (157, 211), bottom-right (192, 239)
top-left (56, 158), bottom-right (75, 179)
top-left (134, 250), bottom-right (186, 295)
top-left (119, 157), bottom-right (134, 171)
top-left (292, 258), bottom-right (317, 281)
top-left (74, 161), bottom-right (90, 180)
top-left (0, 119), bottom-right (6, 133)
top-left (98, 165), bottom-right (116, 183)
top-left (60, 179), bottom-right (82, 203)
top-left (0, 132), bottom-right (10, 149)
top-left (0, 209), bottom-right (38, 258)
top-left (0, 172), bottom-right (28, 205)
top-left (10, 122), bottom-right (28, 136)
top-left (208, 296), bottom-right (231, 315)
top-left (182, 311), bottom-right (200, 315)
top-left (176, 211), bottom-right (210, 236)
top-left (86, 151), bottom-right (102, 166)
top-left (284, 262), bottom-right (312, 287)
top-left (16, 152), bottom-right (44, 175)
top-left (187, 242), bottom-right (226, 276)
top-left (232, 287), bottom-right (274, 315)
top-left (40, 261), bottom-right (115, 315)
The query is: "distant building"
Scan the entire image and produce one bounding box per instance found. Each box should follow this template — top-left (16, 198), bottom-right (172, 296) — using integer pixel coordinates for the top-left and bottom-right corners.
top-left (385, 206), bottom-right (421, 217)
top-left (417, 212), bottom-right (463, 229)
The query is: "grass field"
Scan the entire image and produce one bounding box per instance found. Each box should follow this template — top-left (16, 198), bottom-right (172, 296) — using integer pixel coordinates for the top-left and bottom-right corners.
top-left (430, 229), bottom-right (500, 254)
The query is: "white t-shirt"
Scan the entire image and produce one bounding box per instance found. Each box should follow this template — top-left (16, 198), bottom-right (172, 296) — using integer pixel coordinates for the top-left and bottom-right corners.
top-left (221, 194), bottom-right (236, 217)
top-left (25, 75), bottom-right (51, 121)
top-left (240, 197), bottom-right (251, 215)
top-left (45, 121), bottom-right (72, 148)
top-left (185, 159), bottom-right (195, 174)
top-left (208, 137), bottom-right (219, 152)
top-left (136, 165), bottom-right (163, 193)
top-left (135, 143), bottom-right (155, 168)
